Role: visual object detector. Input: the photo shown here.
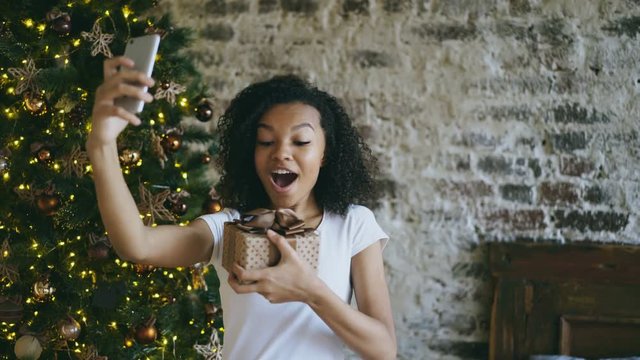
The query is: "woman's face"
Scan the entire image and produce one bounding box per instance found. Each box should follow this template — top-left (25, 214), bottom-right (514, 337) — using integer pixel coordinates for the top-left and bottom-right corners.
top-left (254, 102), bottom-right (326, 212)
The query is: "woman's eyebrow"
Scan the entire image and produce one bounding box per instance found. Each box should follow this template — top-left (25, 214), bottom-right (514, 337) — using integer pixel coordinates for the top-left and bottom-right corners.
top-left (292, 122), bottom-right (315, 131)
top-left (257, 122), bottom-right (315, 131)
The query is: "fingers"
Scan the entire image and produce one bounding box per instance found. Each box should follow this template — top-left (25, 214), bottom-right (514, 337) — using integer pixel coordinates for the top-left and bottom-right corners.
top-left (228, 264), bottom-right (261, 294)
top-left (103, 56), bottom-right (134, 78)
top-left (93, 104), bottom-right (142, 126)
top-left (233, 263), bottom-right (262, 283)
top-left (228, 274), bottom-right (259, 294)
top-left (266, 229), bottom-right (296, 257)
top-left (101, 82), bottom-right (154, 103)
top-left (115, 70), bottom-right (155, 88)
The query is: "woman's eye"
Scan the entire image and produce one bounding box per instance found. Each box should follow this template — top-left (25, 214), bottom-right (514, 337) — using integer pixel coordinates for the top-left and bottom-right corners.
top-left (257, 141), bottom-right (274, 146)
top-left (294, 141), bottom-right (311, 146)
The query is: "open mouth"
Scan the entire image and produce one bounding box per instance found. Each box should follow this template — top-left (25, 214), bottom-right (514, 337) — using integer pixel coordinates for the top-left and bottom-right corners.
top-left (271, 170), bottom-right (298, 189)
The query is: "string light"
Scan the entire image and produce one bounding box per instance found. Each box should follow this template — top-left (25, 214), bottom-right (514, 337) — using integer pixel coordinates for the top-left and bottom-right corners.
top-left (122, 5), bottom-right (132, 18)
top-left (22, 19), bottom-right (34, 28)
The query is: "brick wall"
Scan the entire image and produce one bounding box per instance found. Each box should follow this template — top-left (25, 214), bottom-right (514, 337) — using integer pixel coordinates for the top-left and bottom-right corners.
top-left (161, 0), bottom-right (640, 358)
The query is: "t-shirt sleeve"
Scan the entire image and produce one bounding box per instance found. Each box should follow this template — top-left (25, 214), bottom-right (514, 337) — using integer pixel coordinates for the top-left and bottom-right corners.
top-left (196, 208), bottom-right (240, 265)
top-left (350, 206), bottom-right (389, 257)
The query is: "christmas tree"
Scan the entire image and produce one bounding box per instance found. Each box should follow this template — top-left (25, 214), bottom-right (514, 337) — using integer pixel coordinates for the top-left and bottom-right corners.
top-left (0, 0), bottom-right (224, 358)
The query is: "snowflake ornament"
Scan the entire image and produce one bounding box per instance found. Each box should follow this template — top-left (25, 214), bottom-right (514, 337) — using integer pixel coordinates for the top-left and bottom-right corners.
top-left (7, 58), bottom-right (40, 95)
top-left (193, 329), bottom-right (223, 360)
top-left (81, 20), bottom-right (114, 57)
top-left (136, 183), bottom-right (176, 226)
top-left (154, 81), bottom-right (186, 105)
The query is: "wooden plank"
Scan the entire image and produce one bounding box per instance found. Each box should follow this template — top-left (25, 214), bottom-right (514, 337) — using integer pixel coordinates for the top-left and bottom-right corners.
top-left (560, 315), bottom-right (640, 358)
top-left (490, 278), bottom-right (515, 360)
top-left (489, 242), bottom-right (640, 284)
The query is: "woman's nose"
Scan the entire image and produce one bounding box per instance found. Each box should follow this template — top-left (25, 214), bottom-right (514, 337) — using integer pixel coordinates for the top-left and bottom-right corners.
top-left (272, 143), bottom-right (292, 161)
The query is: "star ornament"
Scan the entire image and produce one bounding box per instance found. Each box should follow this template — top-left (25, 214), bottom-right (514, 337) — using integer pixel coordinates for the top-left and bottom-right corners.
top-left (136, 183), bottom-right (176, 226)
top-left (7, 58), bottom-right (40, 95)
top-left (193, 329), bottom-right (223, 360)
top-left (81, 20), bottom-right (114, 58)
top-left (154, 81), bottom-right (186, 105)
top-left (62, 145), bottom-right (89, 178)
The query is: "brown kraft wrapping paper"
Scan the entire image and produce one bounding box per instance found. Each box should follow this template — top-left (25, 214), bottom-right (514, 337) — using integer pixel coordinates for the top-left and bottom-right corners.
top-left (222, 223), bottom-right (319, 273)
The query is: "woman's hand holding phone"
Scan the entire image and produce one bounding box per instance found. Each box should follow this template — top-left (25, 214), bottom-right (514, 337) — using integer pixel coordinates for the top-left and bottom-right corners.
top-left (88, 34), bottom-right (159, 148)
top-left (88, 56), bottom-right (155, 147)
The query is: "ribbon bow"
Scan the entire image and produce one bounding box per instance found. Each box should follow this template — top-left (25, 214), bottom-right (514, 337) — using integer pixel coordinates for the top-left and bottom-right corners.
top-left (234, 208), bottom-right (308, 236)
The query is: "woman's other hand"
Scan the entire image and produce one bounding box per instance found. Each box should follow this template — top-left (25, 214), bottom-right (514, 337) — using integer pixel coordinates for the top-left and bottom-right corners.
top-left (88, 56), bottom-right (154, 146)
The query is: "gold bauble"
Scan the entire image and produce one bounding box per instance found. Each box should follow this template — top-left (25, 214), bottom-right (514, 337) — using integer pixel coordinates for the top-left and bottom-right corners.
top-left (57, 316), bottom-right (81, 340)
top-left (14, 335), bottom-right (42, 360)
top-left (161, 132), bottom-right (182, 153)
top-left (119, 148), bottom-right (141, 166)
top-left (202, 197), bottom-right (223, 214)
top-left (36, 193), bottom-right (61, 216)
top-left (33, 280), bottom-right (55, 301)
top-left (23, 93), bottom-right (46, 114)
top-left (36, 148), bottom-right (52, 163)
top-left (134, 317), bottom-right (158, 344)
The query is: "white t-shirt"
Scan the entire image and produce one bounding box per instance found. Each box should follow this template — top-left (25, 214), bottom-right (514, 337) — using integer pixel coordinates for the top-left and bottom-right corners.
top-left (197, 205), bottom-right (388, 360)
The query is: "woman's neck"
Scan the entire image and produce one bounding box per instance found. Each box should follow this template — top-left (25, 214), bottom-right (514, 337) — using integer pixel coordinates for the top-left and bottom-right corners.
top-left (269, 197), bottom-right (322, 225)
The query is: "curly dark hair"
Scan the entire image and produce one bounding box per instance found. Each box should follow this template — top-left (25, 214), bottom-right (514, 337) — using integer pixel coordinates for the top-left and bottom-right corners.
top-left (216, 74), bottom-right (379, 216)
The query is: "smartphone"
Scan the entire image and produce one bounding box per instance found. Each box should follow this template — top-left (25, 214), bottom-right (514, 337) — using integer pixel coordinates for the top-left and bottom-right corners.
top-left (114, 34), bottom-right (160, 114)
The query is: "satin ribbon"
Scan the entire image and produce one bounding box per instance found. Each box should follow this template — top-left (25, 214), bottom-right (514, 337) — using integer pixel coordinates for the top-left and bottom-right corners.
top-left (234, 208), bottom-right (308, 236)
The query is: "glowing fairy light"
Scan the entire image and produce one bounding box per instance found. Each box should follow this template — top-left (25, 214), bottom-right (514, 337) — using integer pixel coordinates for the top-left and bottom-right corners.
top-left (23, 19), bottom-right (34, 28)
top-left (122, 5), bottom-right (132, 18)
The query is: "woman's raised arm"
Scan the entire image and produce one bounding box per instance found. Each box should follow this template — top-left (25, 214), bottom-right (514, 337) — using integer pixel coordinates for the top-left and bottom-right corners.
top-left (87, 57), bottom-right (212, 267)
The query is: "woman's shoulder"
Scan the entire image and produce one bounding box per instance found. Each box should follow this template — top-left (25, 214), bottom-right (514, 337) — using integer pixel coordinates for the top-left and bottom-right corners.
top-left (326, 204), bottom-right (378, 224)
top-left (346, 204), bottom-right (376, 218)
top-left (198, 207), bottom-right (240, 223)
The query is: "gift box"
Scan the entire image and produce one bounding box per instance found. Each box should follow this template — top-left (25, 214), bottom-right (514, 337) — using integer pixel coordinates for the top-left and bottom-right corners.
top-left (222, 209), bottom-right (319, 278)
